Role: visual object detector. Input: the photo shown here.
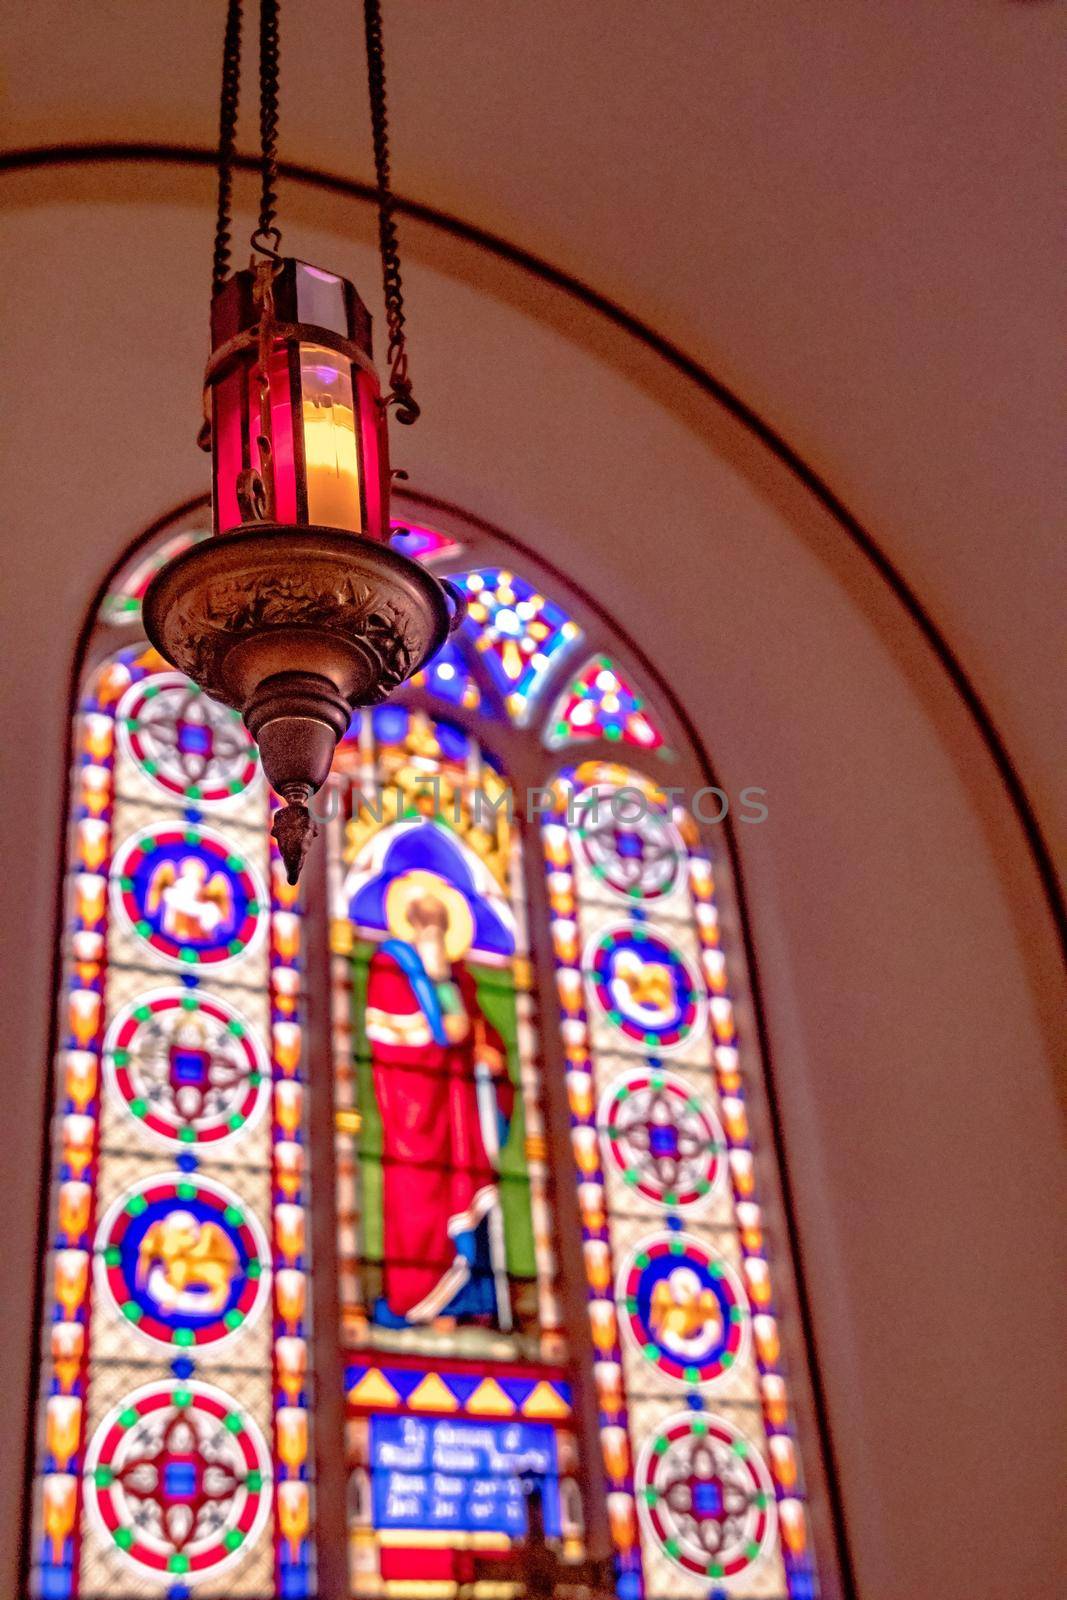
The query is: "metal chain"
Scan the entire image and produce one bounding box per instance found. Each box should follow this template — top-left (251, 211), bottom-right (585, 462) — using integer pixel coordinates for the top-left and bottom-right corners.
top-left (251, 0), bottom-right (283, 257)
top-left (211, 0), bottom-right (244, 295)
top-left (363, 0), bottom-right (420, 423)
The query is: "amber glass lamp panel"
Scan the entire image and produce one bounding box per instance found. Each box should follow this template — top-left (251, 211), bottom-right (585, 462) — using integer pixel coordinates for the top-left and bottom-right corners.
top-left (299, 344), bottom-right (362, 533)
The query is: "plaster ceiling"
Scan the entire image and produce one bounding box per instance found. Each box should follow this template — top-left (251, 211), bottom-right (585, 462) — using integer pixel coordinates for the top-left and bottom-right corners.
top-left (5, 0), bottom-right (1065, 860)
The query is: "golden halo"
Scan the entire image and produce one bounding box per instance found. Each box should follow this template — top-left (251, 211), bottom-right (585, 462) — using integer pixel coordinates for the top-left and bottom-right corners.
top-left (384, 870), bottom-right (475, 963)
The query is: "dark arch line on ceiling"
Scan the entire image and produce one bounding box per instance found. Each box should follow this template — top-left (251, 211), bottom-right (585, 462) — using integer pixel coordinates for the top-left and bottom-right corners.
top-left (3, 141), bottom-right (1062, 962)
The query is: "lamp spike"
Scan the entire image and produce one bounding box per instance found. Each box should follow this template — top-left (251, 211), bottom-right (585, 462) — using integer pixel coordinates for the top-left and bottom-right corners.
top-left (272, 793), bottom-right (318, 886)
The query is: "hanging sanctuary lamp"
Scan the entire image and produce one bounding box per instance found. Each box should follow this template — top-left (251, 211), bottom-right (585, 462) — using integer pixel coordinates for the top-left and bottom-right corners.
top-left (144, 0), bottom-right (460, 883)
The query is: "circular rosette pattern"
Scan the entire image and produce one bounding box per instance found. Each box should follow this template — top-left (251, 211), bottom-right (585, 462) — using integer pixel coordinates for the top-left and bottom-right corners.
top-left (599, 1067), bottom-right (727, 1209)
top-left (636, 1411), bottom-right (777, 1580)
top-left (117, 671), bottom-right (259, 803)
top-left (103, 987), bottom-right (270, 1149)
top-left (83, 1380), bottom-right (272, 1583)
top-left (572, 784), bottom-right (684, 902)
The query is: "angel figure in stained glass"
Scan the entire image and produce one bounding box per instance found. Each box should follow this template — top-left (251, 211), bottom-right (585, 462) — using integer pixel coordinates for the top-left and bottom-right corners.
top-left (137, 1213), bottom-right (240, 1315)
top-left (650, 1268), bottom-right (724, 1350)
top-left (146, 857), bottom-right (234, 942)
top-left (611, 949), bottom-right (676, 1021)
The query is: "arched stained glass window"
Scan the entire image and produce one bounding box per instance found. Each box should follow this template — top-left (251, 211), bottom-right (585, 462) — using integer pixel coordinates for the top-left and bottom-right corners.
top-left (26, 500), bottom-right (837, 1600)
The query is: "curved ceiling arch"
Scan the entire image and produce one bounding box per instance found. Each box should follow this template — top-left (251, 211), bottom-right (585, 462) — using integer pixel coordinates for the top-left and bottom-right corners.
top-left (2, 141), bottom-right (1062, 970)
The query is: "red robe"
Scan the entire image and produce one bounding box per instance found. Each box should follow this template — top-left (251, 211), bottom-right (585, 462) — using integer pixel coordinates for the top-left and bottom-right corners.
top-left (366, 947), bottom-right (514, 1323)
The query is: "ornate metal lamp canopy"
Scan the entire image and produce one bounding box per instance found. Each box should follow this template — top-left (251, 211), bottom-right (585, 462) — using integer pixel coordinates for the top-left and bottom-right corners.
top-left (144, 0), bottom-right (459, 883)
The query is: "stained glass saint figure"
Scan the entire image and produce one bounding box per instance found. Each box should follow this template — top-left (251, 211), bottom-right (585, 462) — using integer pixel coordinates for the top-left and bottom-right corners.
top-left (362, 858), bottom-right (516, 1329)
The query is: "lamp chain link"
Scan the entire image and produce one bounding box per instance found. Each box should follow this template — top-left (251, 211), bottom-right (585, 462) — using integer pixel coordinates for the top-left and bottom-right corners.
top-left (251, 0), bottom-right (283, 257)
top-left (212, 0), bottom-right (283, 282)
top-left (211, 0), bottom-right (244, 296)
top-left (212, 0), bottom-right (417, 424)
top-left (363, 0), bottom-right (420, 424)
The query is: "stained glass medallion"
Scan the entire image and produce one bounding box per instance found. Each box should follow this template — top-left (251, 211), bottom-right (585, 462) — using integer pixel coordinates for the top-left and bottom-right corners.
top-left (110, 822), bottom-right (268, 969)
top-left (634, 1411), bottom-right (778, 1583)
top-left (617, 1232), bottom-right (751, 1388)
top-left (93, 1170), bottom-right (272, 1352)
top-left (81, 1379), bottom-right (274, 1585)
top-left (585, 923), bottom-right (707, 1052)
top-left (454, 568), bottom-right (582, 722)
top-left (599, 1067), bottom-right (728, 1211)
top-left (573, 783), bottom-right (685, 902)
top-left (102, 987), bottom-right (271, 1149)
top-left (546, 654), bottom-right (666, 752)
top-left (117, 672), bottom-right (259, 803)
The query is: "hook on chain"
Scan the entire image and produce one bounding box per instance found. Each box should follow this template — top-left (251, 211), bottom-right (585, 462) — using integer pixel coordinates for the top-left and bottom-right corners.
top-left (210, 0), bottom-right (284, 294)
top-left (249, 224), bottom-right (283, 262)
top-left (255, 0), bottom-right (283, 260)
top-left (363, 0), bottom-right (420, 425)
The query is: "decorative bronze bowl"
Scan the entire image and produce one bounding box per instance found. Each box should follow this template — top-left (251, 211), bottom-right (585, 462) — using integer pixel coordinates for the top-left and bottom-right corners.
top-left (144, 524), bottom-right (458, 882)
